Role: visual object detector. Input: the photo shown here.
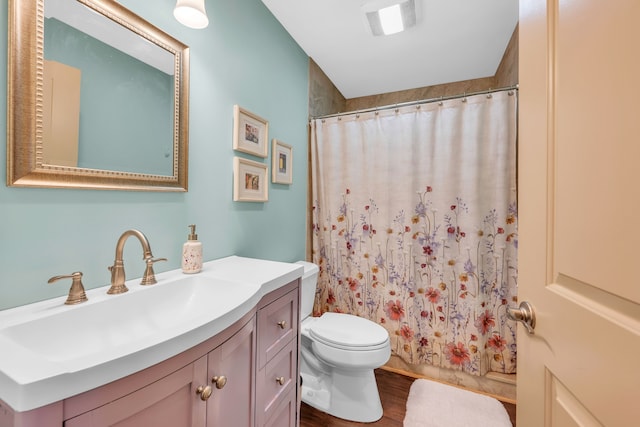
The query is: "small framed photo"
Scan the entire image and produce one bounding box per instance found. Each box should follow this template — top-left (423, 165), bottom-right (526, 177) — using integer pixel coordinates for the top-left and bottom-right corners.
top-left (271, 139), bottom-right (293, 184)
top-left (233, 157), bottom-right (268, 202)
top-left (233, 105), bottom-right (269, 158)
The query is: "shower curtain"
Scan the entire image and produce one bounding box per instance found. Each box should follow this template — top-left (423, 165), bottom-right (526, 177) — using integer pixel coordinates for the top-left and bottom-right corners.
top-left (309, 90), bottom-right (518, 376)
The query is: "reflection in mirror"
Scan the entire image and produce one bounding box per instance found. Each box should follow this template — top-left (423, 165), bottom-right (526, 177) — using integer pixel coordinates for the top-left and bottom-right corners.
top-left (7, 0), bottom-right (190, 191)
top-left (44, 0), bottom-right (175, 175)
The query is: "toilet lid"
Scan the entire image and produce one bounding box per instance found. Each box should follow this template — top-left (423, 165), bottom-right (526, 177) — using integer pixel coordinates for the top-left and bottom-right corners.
top-left (309, 312), bottom-right (389, 349)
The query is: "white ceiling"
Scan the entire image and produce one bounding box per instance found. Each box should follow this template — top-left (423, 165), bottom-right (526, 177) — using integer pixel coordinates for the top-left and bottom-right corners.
top-left (260, 0), bottom-right (519, 99)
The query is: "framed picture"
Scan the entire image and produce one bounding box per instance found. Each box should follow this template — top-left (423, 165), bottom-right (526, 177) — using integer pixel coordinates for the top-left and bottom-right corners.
top-left (271, 139), bottom-right (293, 184)
top-left (233, 157), bottom-right (268, 202)
top-left (233, 105), bottom-right (269, 158)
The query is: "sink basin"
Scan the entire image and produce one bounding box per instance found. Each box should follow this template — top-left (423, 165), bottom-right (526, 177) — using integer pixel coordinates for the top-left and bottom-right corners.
top-left (1, 275), bottom-right (255, 366)
top-left (0, 266), bottom-right (273, 412)
top-left (0, 255), bottom-right (303, 412)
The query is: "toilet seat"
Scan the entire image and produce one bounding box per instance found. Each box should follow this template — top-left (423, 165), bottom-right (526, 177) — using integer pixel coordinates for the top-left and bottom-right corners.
top-left (308, 312), bottom-right (389, 351)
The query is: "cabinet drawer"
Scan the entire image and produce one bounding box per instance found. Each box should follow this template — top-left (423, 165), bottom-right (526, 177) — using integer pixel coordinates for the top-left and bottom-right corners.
top-left (263, 389), bottom-right (296, 427)
top-left (257, 340), bottom-right (296, 425)
top-left (257, 289), bottom-right (298, 368)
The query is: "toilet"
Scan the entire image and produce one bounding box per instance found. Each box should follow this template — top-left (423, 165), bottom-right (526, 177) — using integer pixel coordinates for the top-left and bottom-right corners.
top-left (296, 261), bottom-right (391, 423)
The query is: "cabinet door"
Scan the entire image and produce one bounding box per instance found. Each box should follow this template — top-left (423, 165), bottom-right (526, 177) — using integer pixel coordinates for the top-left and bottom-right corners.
top-left (206, 318), bottom-right (255, 427)
top-left (65, 357), bottom-right (208, 427)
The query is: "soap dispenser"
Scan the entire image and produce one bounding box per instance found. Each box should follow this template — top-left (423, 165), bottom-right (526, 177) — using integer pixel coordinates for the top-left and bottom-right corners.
top-left (182, 224), bottom-right (203, 274)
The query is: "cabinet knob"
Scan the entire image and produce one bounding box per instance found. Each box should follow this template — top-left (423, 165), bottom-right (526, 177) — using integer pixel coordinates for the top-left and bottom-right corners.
top-left (277, 320), bottom-right (287, 329)
top-left (196, 385), bottom-right (212, 401)
top-left (212, 375), bottom-right (227, 389)
top-left (276, 376), bottom-right (286, 386)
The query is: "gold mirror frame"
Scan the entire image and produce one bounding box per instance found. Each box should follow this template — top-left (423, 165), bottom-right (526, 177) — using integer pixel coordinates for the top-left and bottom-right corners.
top-left (7, 0), bottom-right (190, 191)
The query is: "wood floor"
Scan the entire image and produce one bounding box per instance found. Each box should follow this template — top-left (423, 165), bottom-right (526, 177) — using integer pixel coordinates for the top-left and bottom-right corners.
top-left (299, 369), bottom-right (516, 427)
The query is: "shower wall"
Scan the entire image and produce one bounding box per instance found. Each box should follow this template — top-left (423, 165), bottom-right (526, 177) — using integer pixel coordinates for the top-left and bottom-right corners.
top-left (308, 58), bottom-right (346, 118)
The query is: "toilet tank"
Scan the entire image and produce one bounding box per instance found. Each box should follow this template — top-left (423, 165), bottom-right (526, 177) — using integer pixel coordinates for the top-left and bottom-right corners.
top-left (295, 261), bottom-right (319, 319)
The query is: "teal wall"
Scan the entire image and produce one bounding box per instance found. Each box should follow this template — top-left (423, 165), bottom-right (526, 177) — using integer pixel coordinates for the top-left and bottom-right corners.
top-left (0, 0), bottom-right (309, 310)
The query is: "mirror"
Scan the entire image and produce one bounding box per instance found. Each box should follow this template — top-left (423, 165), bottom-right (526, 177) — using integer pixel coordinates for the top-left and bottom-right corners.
top-left (7, 0), bottom-right (190, 191)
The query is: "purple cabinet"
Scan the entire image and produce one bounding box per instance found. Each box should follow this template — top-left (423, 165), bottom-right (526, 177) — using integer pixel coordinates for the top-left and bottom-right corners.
top-left (63, 318), bottom-right (256, 427)
top-left (255, 284), bottom-right (300, 427)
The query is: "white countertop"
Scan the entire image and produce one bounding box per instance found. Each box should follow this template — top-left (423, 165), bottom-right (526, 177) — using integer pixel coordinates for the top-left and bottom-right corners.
top-left (0, 256), bottom-right (303, 412)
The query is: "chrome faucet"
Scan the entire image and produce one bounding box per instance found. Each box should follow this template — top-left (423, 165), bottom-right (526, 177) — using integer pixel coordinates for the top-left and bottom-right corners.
top-left (107, 229), bottom-right (167, 294)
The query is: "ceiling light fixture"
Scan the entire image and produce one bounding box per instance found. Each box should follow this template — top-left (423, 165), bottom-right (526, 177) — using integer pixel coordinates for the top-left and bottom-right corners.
top-left (174, 0), bottom-right (209, 29)
top-left (362, 0), bottom-right (417, 36)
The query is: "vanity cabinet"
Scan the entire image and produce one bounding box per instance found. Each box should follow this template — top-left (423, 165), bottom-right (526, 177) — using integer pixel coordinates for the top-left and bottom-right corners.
top-left (0, 279), bottom-right (299, 427)
top-left (255, 285), bottom-right (299, 427)
top-left (64, 317), bottom-right (255, 427)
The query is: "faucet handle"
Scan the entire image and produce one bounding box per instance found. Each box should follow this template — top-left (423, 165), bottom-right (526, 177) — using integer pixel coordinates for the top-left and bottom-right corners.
top-left (48, 271), bottom-right (88, 305)
top-left (141, 257), bottom-right (167, 285)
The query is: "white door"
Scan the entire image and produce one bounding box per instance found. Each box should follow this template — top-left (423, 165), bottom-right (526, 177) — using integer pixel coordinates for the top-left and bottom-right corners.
top-left (517, 0), bottom-right (640, 426)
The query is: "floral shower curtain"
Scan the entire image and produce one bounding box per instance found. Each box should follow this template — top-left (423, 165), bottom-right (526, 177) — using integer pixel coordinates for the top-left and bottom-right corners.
top-left (309, 90), bottom-right (518, 376)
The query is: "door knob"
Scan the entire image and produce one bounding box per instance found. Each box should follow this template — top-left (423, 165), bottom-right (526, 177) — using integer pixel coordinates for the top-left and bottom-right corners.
top-left (507, 301), bottom-right (536, 334)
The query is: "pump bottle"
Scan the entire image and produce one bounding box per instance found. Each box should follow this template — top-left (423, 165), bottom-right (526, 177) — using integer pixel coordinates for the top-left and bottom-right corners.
top-left (182, 224), bottom-right (202, 274)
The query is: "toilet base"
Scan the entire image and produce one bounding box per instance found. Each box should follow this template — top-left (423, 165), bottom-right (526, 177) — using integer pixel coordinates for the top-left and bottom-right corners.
top-left (301, 368), bottom-right (383, 423)
top-left (301, 372), bottom-right (331, 412)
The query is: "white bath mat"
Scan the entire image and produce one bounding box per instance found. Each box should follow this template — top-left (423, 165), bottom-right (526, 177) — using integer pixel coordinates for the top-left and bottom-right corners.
top-left (403, 379), bottom-right (512, 427)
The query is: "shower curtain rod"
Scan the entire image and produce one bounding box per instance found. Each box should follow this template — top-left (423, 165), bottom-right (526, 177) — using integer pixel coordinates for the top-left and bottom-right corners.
top-left (311, 84), bottom-right (519, 120)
